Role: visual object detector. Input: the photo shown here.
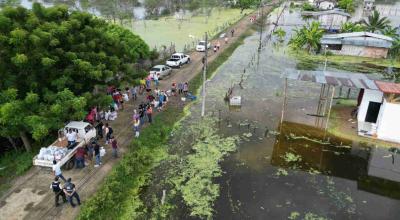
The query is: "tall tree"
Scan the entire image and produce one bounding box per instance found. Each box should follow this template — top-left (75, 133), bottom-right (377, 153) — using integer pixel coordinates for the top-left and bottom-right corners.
top-left (236, 0), bottom-right (257, 14)
top-left (361, 10), bottom-right (391, 33)
top-left (0, 4), bottom-right (149, 151)
top-left (289, 21), bottom-right (324, 53)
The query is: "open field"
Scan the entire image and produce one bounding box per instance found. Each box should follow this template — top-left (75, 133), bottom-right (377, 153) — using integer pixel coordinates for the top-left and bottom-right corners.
top-left (126, 8), bottom-right (252, 51)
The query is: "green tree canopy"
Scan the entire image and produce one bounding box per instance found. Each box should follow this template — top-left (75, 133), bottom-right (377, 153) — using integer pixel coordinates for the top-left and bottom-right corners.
top-left (340, 22), bottom-right (365, 33)
top-left (338, 0), bottom-right (354, 13)
top-left (361, 10), bottom-right (390, 33)
top-left (236, 0), bottom-right (258, 13)
top-left (0, 3), bottom-right (150, 150)
top-left (289, 21), bottom-right (324, 53)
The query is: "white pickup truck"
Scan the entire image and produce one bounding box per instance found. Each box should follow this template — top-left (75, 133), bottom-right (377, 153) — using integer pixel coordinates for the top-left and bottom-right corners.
top-left (33, 121), bottom-right (96, 169)
top-left (166, 53), bottom-right (190, 68)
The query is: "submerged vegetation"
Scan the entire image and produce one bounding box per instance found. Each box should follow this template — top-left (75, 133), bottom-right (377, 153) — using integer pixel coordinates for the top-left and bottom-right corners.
top-left (169, 117), bottom-right (239, 218)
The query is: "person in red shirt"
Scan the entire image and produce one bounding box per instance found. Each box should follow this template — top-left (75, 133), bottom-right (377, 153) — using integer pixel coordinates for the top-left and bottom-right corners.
top-left (110, 136), bottom-right (118, 158)
top-left (75, 147), bottom-right (86, 168)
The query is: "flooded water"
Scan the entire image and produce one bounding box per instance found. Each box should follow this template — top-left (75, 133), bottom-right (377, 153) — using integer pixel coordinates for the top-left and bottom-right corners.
top-left (179, 5), bottom-right (400, 219)
top-left (4, 0), bottom-right (148, 19)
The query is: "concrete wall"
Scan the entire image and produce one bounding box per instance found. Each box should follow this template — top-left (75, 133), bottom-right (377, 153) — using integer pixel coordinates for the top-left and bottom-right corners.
top-left (377, 100), bottom-right (400, 143)
top-left (329, 45), bottom-right (389, 58)
top-left (318, 14), bottom-right (348, 29)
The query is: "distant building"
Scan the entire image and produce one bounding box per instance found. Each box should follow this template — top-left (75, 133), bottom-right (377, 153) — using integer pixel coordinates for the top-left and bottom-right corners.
top-left (364, 0), bottom-right (375, 11)
top-left (316, 0), bottom-right (336, 10)
top-left (321, 32), bottom-right (394, 58)
top-left (301, 10), bottom-right (351, 31)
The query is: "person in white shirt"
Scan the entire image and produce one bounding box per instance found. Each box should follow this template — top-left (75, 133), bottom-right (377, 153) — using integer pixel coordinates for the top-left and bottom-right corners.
top-left (52, 160), bottom-right (66, 182)
top-left (66, 129), bottom-right (77, 146)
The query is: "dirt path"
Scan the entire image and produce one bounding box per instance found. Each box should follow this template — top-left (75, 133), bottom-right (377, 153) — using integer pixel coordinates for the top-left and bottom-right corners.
top-left (0, 5), bottom-right (275, 220)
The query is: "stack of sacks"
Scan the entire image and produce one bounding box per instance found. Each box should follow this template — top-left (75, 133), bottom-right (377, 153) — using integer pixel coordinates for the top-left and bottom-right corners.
top-left (37, 146), bottom-right (69, 161)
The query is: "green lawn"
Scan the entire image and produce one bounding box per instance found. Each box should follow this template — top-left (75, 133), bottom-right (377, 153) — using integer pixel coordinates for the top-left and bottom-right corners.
top-left (125, 8), bottom-right (252, 51)
top-left (291, 49), bottom-right (400, 69)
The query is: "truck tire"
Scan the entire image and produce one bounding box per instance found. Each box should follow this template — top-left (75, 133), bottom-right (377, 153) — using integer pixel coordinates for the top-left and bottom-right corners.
top-left (65, 158), bottom-right (75, 170)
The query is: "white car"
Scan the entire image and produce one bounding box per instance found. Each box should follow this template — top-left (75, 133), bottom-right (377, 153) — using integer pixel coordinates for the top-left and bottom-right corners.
top-left (196, 40), bottom-right (211, 52)
top-left (166, 53), bottom-right (190, 68)
top-left (149, 65), bottom-right (172, 79)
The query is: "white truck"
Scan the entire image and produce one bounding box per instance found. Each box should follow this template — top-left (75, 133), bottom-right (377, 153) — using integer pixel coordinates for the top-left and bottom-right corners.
top-left (166, 53), bottom-right (190, 68)
top-left (33, 121), bottom-right (96, 169)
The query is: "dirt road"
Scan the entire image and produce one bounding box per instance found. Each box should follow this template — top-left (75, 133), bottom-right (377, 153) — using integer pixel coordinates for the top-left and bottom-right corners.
top-left (0, 6), bottom-right (273, 220)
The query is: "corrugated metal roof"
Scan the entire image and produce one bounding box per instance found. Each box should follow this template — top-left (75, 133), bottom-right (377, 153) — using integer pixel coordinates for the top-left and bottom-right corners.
top-left (321, 38), bottom-right (342, 44)
top-left (282, 69), bottom-right (379, 90)
top-left (321, 32), bottom-right (394, 48)
top-left (375, 81), bottom-right (400, 94)
top-left (322, 32), bottom-right (393, 42)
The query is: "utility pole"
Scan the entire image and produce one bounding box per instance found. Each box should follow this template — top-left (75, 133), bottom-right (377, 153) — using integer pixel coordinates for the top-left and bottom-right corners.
top-left (258, 0), bottom-right (263, 51)
top-left (201, 32), bottom-right (208, 118)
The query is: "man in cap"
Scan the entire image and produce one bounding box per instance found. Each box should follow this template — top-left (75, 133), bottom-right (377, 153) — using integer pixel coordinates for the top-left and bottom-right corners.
top-left (50, 176), bottom-right (67, 207)
top-left (63, 178), bottom-right (81, 207)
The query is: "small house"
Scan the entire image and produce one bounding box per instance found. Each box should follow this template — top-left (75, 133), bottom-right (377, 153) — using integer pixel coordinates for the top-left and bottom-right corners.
top-left (316, 0), bottom-right (336, 10)
top-left (364, 0), bottom-right (375, 11)
top-left (321, 32), bottom-right (394, 58)
top-left (302, 10), bottom-right (350, 31)
top-left (358, 81), bottom-right (400, 143)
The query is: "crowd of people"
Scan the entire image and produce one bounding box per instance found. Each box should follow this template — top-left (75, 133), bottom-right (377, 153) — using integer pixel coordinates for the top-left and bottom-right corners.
top-left (47, 23), bottom-right (239, 210)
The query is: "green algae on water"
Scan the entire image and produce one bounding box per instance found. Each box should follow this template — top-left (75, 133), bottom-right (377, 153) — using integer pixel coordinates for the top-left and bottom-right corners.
top-left (282, 152), bottom-right (302, 163)
top-left (276, 168), bottom-right (289, 176)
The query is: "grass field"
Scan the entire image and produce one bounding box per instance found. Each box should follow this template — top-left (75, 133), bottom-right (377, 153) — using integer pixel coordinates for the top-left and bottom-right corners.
top-left (290, 49), bottom-right (400, 70)
top-left (125, 8), bottom-right (252, 51)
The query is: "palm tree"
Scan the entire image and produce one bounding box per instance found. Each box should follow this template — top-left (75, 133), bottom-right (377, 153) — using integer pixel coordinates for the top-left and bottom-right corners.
top-left (389, 37), bottom-right (400, 59)
top-left (382, 26), bottom-right (399, 38)
top-left (289, 21), bottom-right (324, 53)
top-left (361, 10), bottom-right (391, 33)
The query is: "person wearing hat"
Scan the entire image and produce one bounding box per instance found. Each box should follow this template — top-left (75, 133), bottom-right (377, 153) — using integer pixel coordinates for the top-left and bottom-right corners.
top-left (63, 178), bottom-right (81, 207)
top-left (50, 176), bottom-right (67, 207)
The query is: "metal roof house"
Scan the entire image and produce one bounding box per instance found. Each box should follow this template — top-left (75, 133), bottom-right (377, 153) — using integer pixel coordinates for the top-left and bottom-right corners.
top-left (301, 10), bottom-right (350, 31)
top-left (282, 68), bottom-right (400, 144)
top-left (358, 81), bottom-right (400, 143)
top-left (321, 32), bottom-right (394, 58)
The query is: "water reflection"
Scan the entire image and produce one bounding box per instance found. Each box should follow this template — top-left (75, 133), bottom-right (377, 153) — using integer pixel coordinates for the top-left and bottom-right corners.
top-left (198, 6), bottom-right (400, 219)
top-left (7, 0), bottom-right (147, 19)
top-left (273, 121), bottom-right (400, 200)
